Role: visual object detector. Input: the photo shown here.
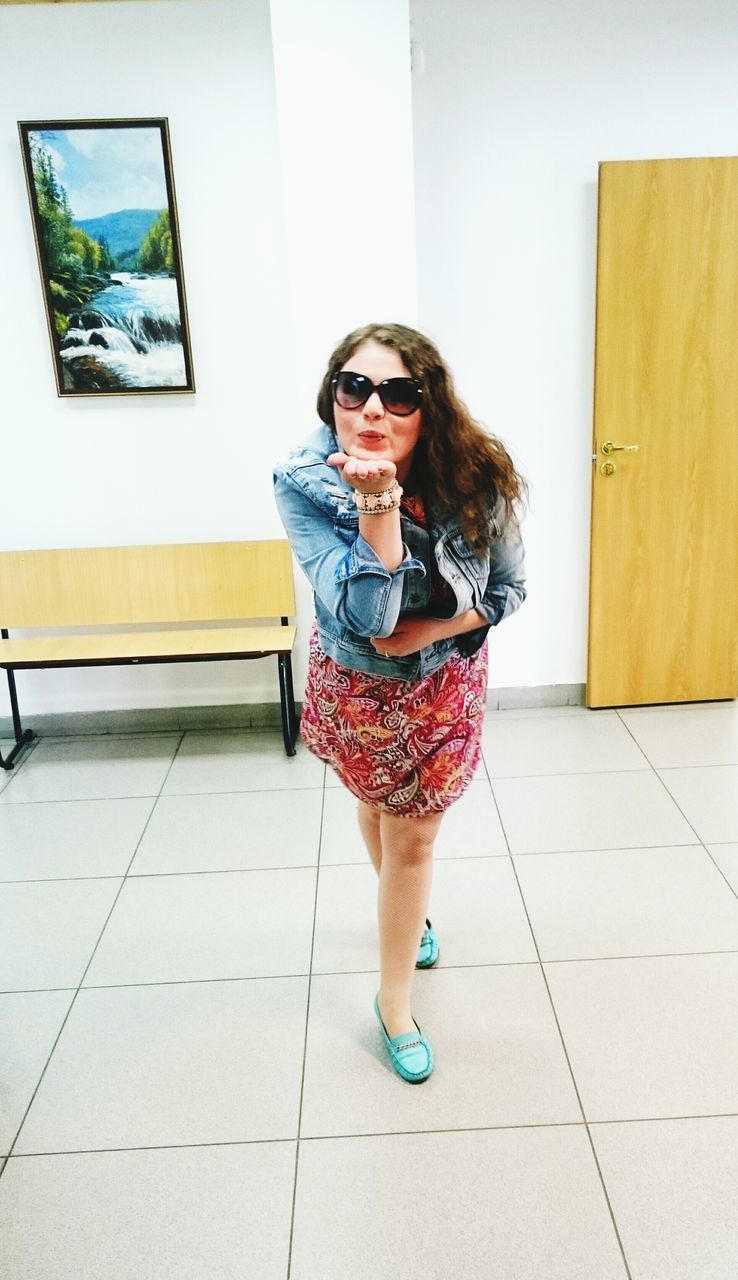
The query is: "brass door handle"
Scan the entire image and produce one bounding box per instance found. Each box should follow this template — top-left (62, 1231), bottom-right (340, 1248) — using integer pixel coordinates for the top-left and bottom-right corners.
top-left (602, 440), bottom-right (639, 454)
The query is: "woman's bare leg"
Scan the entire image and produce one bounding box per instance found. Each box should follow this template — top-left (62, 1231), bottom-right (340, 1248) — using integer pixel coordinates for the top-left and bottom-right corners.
top-left (376, 810), bottom-right (443, 1039)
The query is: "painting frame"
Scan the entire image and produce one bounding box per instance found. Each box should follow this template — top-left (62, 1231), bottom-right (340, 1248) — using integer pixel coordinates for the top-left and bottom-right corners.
top-left (18, 117), bottom-right (195, 397)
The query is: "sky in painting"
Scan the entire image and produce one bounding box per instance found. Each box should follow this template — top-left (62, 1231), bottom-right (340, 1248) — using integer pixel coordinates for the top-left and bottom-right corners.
top-left (34, 126), bottom-right (168, 220)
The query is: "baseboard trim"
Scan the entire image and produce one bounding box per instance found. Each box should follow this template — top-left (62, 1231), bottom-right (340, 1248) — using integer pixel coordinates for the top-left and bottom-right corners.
top-left (488, 683), bottom-right (585, 711)
top-left (0, 702), bottom-right (286, 739)
top-left (0, 685), bottom-right (586, 739)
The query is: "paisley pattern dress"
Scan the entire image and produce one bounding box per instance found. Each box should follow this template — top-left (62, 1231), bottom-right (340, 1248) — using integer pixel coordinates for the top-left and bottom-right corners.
top-left (300, 625), bottom-right (488, 816)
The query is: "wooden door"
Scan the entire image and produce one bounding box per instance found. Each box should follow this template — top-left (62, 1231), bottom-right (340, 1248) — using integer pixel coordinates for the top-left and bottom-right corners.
top-left (588, 157), bottom-right (738, 707)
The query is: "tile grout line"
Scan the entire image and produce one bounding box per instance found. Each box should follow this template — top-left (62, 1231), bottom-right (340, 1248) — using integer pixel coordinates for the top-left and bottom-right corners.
top-left (0, 782), bottom-right (326, 807)
top-left (513, 860), bottom-right (634, 1280)
top-left (0, 732), bottom-right (187, 1179)
top-left (285, 766), bottom-right (327, 1280)
top-left (614, 711), bottom-right (738, 906)
top-left (488, 763), bottom-right (634, 1279)
top-left (6, 946), bottom-right (738, 1000)
top-left (7, 1110), bottom-right (738, 1164)
top-left (4, 837), bottom-right (726, 886)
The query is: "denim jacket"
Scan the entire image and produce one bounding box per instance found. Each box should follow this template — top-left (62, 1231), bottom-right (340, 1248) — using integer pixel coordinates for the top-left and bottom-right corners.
top-left (273, 425), bottom-right (526, 680)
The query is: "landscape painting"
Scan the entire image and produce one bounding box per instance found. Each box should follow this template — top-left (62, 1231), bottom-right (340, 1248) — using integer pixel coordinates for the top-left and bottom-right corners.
top-left (18, 118), bottom-right (194, 396)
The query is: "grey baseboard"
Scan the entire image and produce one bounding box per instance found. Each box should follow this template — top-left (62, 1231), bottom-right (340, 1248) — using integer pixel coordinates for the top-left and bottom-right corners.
top-left (0, 702), bottom-right (288, 739)
top-left (488, 683), bottom-right (585, 711)
top-left (0, 685), bottom-right (586, 739)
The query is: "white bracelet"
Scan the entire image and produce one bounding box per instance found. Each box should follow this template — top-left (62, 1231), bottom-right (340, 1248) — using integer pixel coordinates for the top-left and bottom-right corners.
top-left (354, 482), bottom-right (403, 515)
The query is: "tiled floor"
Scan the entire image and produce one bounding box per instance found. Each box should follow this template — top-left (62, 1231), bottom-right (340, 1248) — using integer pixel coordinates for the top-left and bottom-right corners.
top-left (1, 703), bottom-right (737, 1279)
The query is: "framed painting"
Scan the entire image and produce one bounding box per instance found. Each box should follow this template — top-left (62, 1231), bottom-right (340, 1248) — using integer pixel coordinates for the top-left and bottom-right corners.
top-left (18, 117), bottom-right (195, 396)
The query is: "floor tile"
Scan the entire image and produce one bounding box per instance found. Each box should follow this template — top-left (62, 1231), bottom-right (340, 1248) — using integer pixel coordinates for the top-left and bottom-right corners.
top-left (311, 860), bottom-right (376, 972)
top-left (0, 991), bottom-right (74, 1156)
top-left (292, 1127), bottom-right (626, 1280)
top-left (130, 788), bottom-right (323, 874)
top-left (0, 736), bottom-right (180, 804)
top-left (14, 977), bottom-right (308, 1153)
top-left (619, 703), bottom-right (738, 768)
top-left (658, 765), bottom-right (738, 843)
top-left (493, 771), bottom-right (696, 854)
top-left (0, 1141), bottom-right (296, 1280)
top-left (312, 856), bottom-right (536, 974)
top-left (317, 785), bottom-right (362, 861)
top-left (318, 778), bottom-right (508, 865)
top-left (483, 711), bottom-right (649, 777)
top-left (161, 730), bottom-right (324, 795)
top-left (0, 798), bottom-right (155, 881)
top-left (515, 845), bottom-right (738, 960)
top-left (300, 967), bottom-right (580, 1138)
top-left (0, 879), bottom-right (121, 992)
top-left (709, 843), bottom-right (738, 895)
top-left (424, 856), bottom-right (536, 964)
top-left (545, 953), bottom-right (738, 1121)
top-left (434, 778), bottom-right (509, 857)
top-left (83, 867), bottom-right (317, 986)
top-left (592, 1116), bottom-right (738, 1280)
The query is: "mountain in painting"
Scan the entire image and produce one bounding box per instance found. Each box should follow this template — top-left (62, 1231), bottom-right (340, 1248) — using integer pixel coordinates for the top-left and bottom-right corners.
top-left (73, 208), bottom-right (161, 269)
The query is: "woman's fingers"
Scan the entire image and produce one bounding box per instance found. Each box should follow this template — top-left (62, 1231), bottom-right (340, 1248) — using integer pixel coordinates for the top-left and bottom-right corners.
top-left (326, 449), bottom-right (397, 492)
top-left (346, 459), bottom-right (395, 480)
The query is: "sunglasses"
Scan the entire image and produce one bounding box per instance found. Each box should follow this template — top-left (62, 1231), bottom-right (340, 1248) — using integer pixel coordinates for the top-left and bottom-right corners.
top-left (332, 371), bottom-right (422, 417)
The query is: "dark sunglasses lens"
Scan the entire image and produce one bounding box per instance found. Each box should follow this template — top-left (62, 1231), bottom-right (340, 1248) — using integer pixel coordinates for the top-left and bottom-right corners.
top-left (380, 378), bottom-right (421, 415)
top-left (333, 372), bottom-right (370, 408)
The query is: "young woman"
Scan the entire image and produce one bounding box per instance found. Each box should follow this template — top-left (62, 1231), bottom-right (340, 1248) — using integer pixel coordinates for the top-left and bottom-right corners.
top-left (274, 323), bottom-right (526, 1083)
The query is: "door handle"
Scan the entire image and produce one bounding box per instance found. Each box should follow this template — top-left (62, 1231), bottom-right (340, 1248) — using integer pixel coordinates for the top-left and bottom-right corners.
top-left (602, 441), bottom-right (639, 454)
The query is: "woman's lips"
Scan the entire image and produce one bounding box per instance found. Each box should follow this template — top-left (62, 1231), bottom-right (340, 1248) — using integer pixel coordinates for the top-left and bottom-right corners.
top-left (358, 431), bottom-right (385, 443)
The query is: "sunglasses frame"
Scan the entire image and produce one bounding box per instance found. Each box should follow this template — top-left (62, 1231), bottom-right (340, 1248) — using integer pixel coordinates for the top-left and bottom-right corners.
top-left (331, 371), bottom-right (423, 417)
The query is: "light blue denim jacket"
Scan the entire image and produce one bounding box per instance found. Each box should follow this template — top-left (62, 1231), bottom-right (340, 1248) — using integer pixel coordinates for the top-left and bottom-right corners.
top-left (273, 425), bottom-right (526, 680)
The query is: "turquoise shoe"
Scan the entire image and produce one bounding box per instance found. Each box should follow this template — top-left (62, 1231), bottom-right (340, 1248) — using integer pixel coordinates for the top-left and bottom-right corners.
top-left (373, 994), bottom-right (434, 1083)
top-left (416, 918), bottom-right (439, 969)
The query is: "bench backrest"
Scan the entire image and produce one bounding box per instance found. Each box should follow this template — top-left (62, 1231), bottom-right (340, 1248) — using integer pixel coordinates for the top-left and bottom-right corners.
top-left (0, 540), bottom-right (295, 628)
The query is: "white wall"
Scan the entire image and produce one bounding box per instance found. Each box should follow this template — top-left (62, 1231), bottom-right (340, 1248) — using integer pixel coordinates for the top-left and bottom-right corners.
top-left (268, 0), bottom-right (416, 702)
top-left (411, 0), bottom-right (738, 688)
top-left (269, 0), bottom-right (417, 414)
top-left (0, 0), bottom-right (416, 716)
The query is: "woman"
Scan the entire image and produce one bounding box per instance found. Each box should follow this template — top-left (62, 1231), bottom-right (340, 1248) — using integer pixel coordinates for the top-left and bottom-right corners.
top-left (273, 323), bottom-right (526, 1083)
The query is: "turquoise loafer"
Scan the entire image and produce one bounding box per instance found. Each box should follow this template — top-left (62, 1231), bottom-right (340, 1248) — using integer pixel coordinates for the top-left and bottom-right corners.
top-left (416, 918), bottom-right (439, 969)
top-left (373, 994), bottom-right (434, 1083)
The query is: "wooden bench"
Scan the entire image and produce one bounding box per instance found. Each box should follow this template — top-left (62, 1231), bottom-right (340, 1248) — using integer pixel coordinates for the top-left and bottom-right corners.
top-left (0, 539), bottom-right (298, 768)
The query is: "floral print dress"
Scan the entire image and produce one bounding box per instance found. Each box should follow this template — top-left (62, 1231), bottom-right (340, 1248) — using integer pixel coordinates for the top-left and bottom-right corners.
top-left (299, 493), bottom-right (488, 817)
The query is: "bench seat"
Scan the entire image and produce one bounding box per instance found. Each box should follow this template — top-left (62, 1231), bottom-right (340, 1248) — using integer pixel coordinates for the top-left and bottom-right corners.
top-left (0, 625), bottom-right (297, 667)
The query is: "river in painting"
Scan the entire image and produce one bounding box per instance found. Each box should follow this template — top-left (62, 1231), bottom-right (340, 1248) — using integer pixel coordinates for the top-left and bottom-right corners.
top-left (60, 273), bottom-right (187, 392)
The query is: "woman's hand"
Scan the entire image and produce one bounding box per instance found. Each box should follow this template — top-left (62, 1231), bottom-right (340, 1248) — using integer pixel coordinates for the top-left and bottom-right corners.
top-left (371, 610), bottom-right (488, 657)
top-left (370, 618), bottom-right (449, 657)
top-left (327, 449), bottom-right (397, 495)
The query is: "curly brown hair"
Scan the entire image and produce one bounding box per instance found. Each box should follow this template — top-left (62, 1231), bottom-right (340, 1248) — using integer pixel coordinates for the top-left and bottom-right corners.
top-left (316, 322), bottom-right (526, 551)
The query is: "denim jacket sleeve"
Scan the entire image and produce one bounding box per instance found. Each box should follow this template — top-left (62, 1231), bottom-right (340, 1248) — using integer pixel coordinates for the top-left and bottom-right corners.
top-left (273, 465), bottom-right (426, 639)
top-left (476, 501), bottom-right (527, 627)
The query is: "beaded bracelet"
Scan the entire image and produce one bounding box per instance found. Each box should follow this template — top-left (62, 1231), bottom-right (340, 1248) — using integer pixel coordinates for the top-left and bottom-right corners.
top-left (354, 481), bottom-right (403, 514)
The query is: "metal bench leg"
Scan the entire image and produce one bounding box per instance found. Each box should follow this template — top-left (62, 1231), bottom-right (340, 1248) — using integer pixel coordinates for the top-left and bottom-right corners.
top-left (1, 664), bottom-right (35, 770)
top-left (277, 653), bottom-right (298, 757)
